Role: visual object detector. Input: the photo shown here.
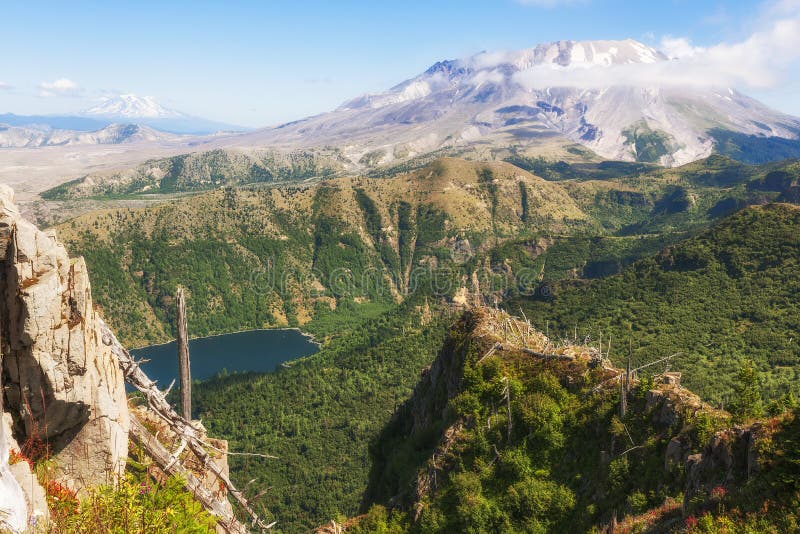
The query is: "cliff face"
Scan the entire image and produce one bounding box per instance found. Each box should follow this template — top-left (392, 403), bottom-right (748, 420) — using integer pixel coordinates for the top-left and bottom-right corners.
top-left (0, 184), bottom-right (129, 493)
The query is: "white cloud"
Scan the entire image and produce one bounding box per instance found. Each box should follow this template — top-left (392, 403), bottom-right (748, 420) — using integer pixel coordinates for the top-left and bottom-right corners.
top-left (513, 6), bottom-right (800, 91)
top-left (38, 78), bottom-right (81, 97)
top-left (469, 69), bottom-right (506, 87)
top-left (470, 50), bottom-right (517, 69)
top-left (0, 81), bottom-right (11, 91)
top-left (765, 0), bottom-right (800, 16)
top-left (659, 37), bottom-right (703, 59)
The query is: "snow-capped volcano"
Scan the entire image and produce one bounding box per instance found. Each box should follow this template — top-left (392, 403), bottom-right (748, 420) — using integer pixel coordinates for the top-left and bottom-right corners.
top-left (233, 38), bottom-right (800, 167)
top-left (84, 94), bottom-right (186, 119)
top-left (75, 93), bottom-right (245, 134)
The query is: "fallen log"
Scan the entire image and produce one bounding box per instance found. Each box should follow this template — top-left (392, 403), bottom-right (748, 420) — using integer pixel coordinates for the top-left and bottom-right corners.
top-left (477, 342), bottom-right (578, 365)
top-left (519, 347), bottom-right (576, 361)
top-left (99, 318), bottom-right (274, 532)
top-left (129, 415), bottom-right (248, 534)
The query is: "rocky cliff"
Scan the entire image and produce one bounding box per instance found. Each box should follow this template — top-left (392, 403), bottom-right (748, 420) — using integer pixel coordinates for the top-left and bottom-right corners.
top-left (0, 184), bottom-right (130, 503)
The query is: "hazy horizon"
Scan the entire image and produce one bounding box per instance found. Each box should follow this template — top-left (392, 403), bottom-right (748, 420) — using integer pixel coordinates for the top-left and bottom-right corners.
top-left (2, 0), bottom-right (800, 128)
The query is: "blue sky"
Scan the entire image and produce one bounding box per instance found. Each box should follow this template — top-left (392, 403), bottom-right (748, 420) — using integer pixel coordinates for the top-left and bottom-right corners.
top-left (1, 0), bottom-right (798, 127)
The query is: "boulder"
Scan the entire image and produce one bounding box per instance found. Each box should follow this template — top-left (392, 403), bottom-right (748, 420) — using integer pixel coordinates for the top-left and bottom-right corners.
top-left (665, 436), bottom-right (689, 471)
top-left (684, 427), bottom-right (751, 506)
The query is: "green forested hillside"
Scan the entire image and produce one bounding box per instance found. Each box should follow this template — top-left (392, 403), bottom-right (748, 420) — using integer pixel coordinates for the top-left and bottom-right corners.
top-left (349, 309), bottom-right (800, 533)
top-left (41, 147), bottom-right (347, 199)
top-left (55, 156), bottom-right (800, 346)
top-left (709, 129), bottom-right (800, 164)
top-left (196, 203), bottom-right (800, 532)
top-left (52, 158), bottom-right (594, 345)
top-left (519, 203), bottom-right (800, 402)
top-left (44, 154), bottom-right (800, 532)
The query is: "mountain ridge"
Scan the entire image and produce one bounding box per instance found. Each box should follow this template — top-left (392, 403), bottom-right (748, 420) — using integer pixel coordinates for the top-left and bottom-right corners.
top-left (345, 307), bottom-right (799, 533)
top-left (224, 38), bottom-right (800, 168)
top-left (0, 94), bottom-right (245, 137)
top-left (51, 155), bottom-right (800, 346)
top-left (0, 122), bottom-right (183, 148)
top-left (7, 38), bottom-right (800, 206)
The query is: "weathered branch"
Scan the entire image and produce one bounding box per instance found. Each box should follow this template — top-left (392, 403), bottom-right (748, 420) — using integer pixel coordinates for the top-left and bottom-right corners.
top-left (616, 445), bottom-right (645, 457)
top-left (99, 318), bottom-right (273, 532)
top-left (631, 353), bottom-right (682, 373)
top-left (129, 416), bottom-right (249, 534)
top-left (477, 342), bottom-right (577, 365)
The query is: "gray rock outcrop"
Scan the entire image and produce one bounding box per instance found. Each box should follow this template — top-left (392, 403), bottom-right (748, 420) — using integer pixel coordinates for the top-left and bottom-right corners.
top-left (0, 184), bottom-right (129, 494)
top-left (1, 412), bottom-right (49, 531)
top-left (683, 424), bottom-right (762, 507)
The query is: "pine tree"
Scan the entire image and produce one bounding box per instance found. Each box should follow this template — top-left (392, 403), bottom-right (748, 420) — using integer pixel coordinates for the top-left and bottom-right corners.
top-left (731, 360), bottom-right (764, 421)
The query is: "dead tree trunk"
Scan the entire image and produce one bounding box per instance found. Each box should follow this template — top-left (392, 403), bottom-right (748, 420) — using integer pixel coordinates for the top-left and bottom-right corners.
top-left (1, 299), bottom-right (3, 413)
top-left (502, 377), bottom-right (512, 441)
top-left (626, 350), bottom-right (632, 394)
top-left (177, 287), bottom-right (191, 421)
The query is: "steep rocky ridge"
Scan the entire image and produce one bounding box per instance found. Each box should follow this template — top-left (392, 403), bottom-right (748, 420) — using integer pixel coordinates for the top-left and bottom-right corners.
top-left (356, 307), bottom-right (787, 532)
top-left (0, 185), bottom-right (247, 531)
top-left (0, 185), bottom-right (130, 518)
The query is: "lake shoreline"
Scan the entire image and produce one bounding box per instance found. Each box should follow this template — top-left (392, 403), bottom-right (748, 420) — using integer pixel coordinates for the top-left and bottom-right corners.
top-left (130, 326), bottom-right (322, 351)
top-left (128, 327), bottom-right (321, 387)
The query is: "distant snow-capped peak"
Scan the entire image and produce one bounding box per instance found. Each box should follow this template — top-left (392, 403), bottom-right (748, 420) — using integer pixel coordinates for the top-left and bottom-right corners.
top-left (83, 94), bottom-right (185, 119)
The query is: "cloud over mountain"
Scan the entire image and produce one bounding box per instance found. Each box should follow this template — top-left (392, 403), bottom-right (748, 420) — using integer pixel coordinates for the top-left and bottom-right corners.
top-left (513, 10), bottom-right (800, 91)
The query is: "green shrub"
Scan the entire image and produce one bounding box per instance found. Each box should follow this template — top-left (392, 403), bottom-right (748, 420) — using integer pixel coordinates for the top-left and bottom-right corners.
top-left (51, 474), bottom-right (217, 533)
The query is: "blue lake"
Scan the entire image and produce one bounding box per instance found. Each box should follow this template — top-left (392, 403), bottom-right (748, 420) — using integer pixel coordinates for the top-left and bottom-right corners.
top-left (130, 329), bottom-right (319, 387)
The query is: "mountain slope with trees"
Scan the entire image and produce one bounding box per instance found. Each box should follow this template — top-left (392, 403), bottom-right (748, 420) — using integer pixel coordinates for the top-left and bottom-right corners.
top-left (347, 308), bottom-right (800, 533)
top-left (519, 203), bottom-right (800, 403)
top-left (191, 201), bottom-right (800, 532)
top-left (34, 153), bottom-right (800, 532)
top-left (54, 156), bottom-right (800, 346)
